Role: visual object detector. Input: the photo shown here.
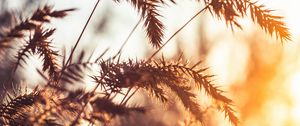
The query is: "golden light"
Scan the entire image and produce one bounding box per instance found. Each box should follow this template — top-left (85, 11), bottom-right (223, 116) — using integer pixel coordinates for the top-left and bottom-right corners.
top-left (288, 70), bottom-right (300, 125)
top-left (4, 0), bottom-right (300, 125)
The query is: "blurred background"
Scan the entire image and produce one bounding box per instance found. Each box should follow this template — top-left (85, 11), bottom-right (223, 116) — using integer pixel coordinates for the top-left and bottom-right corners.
top-left (1, 0), bottom-right (300, 126)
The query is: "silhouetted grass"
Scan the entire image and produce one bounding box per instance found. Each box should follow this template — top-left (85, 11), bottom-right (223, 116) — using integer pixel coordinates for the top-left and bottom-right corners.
top-left (0, 1), bottom-right (290, 125)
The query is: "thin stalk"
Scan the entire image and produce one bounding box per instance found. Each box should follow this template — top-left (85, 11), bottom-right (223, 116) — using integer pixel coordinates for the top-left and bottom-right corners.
top-left (122, 87), bottom-right (140, 105)
top-left (120, 87), bottom-right (133, 105)
top-left (65, 0), bottom-right (101, 67)
top-left (146, 6), bottom-right (209, 62)
top-left (70, 72), bottom-right (107, 126)
top-left (68, 1), bottom-right (102, 125)
top-left (114, 6), bottom-right (209, 107)
top-left (112, 18), bottom-right (142, 59)
top-left (56, 0), bottom-right (100, 85)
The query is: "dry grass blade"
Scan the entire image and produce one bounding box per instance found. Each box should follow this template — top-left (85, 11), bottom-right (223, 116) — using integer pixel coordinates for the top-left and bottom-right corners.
top-left (15, 26), bottom-right (59, 78)
top-left (111, 0), bottom-right (290, 55)
top-left (115, 0), bottom-right (165, 47)
top-left (166, 84), bottom-right (205, 124)
top-left (0, 91), bottom-right (40, 125)
top-left (206, 0), bottom-right (290, 42)
top-left (159, 59), bottom-right (239, 125)
top-left (0, 5), bottom-right (75, 49)
top-left (31, 6), bottom-right (76, 22)
top-left (248, 2), bottom-right (291, 41)
top-left (0, 1), bottom-right (293, 126)
top-left (92, 57), bottom-right (238, 125)
top-left (60, 63), bottom-right (89, 84)
top-left (91, 97), bottom-right (145, 116)
top-left (60, 50), bottom-right (95, 84)
top-left (143, 1), bottom-right (164, 48)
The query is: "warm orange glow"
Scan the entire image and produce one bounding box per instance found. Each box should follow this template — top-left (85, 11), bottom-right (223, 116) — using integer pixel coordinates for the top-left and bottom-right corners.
top-left (5, 0), bottom-right (300, 125)
top-left (36, 0), bottom-right (300, 125)
top-left (288, 71), bottom-right (300, 125)
top-left (203, 1), bottom-right (300, 125)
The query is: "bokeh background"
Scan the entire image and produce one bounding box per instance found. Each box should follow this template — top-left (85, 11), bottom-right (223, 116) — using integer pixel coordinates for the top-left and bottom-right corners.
top-left (1, 0), bottom-right (300, 126)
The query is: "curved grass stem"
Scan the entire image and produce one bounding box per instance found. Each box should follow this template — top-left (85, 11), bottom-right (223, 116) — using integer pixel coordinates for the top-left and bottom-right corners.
top-left (146, 6), bottom-right (209, 62)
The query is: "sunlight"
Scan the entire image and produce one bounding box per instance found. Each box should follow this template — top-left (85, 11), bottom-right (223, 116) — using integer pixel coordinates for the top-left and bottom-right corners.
top-left (289, 72), bottom-right (300, 100)
top-left (207, 39), bottom-right (249, 86)
top-left (288, 71), bottom-right (300, 125)
top-left (2, 0), bottom-right (300, 125)
top-left (278, 0), bottom-right (300, 37)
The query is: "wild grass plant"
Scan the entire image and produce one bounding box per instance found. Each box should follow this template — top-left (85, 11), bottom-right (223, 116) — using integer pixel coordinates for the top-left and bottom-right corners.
top-left (0, 0), bottom-right (290, 125)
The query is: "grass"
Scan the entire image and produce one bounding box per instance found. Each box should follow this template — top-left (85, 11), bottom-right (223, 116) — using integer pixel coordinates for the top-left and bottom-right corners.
top-left (0, 0), bottom-right (290, 125)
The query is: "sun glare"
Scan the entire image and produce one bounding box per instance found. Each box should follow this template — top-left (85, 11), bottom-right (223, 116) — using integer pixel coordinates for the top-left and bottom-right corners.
top-left (288, 71), bottom-right (300, 125)
top-left (289, 72), bottom-right (300, 100)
